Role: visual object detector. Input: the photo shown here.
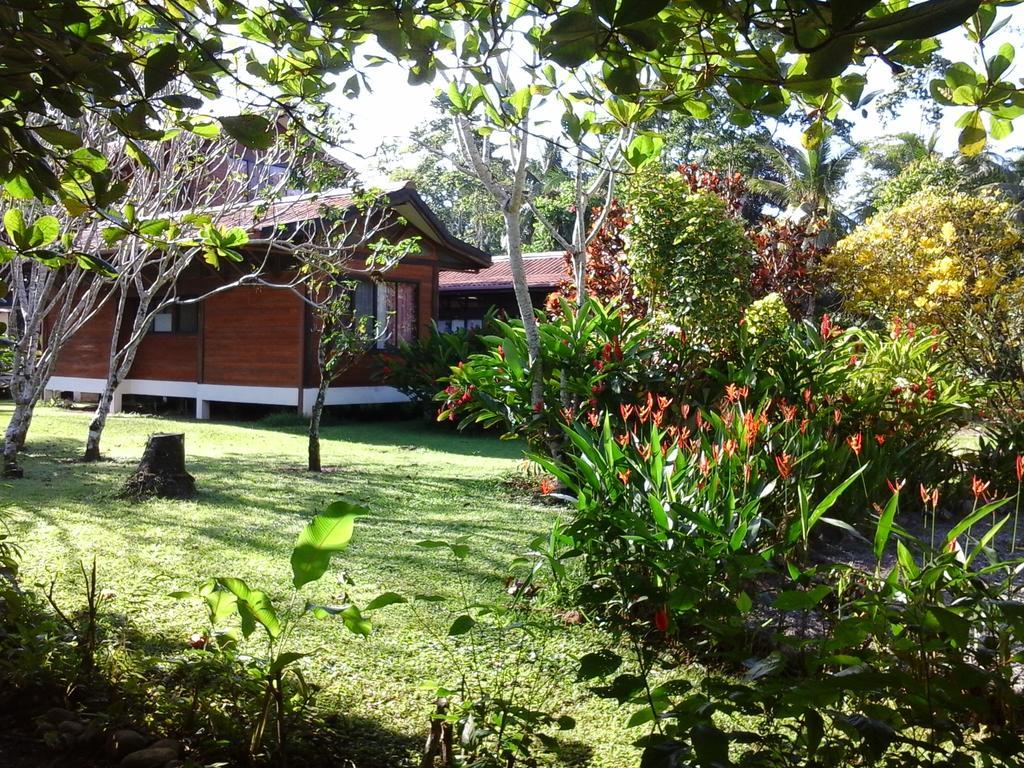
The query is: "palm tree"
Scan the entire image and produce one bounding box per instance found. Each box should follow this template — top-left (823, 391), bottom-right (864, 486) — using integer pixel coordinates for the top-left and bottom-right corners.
top-left (746, 137), bottom-right (859, 236)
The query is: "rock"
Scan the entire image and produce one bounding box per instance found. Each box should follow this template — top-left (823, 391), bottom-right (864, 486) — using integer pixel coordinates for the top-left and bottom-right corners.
top-left (106, 729), bottom-right (149, 761)
top-left (149, 739), bottom-right (183, 757)
top-left (43, 707), bottom-right (81, 725)
top-left (76, 719), bottom-right (104, 750)
top-left (58, 720), bottom-right (86, 738)
top-left (119, 746), bottom-right (179, 768)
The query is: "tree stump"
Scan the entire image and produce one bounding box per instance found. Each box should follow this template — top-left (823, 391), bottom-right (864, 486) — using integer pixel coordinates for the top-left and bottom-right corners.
top-left (120, 433), bottom-right (195, 500)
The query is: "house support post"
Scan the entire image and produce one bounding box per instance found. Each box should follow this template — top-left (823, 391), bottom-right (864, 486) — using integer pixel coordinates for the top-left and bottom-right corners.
top-left (109, 390), bottom-right (123, 415)
top-left (195, 398), bottom-right (210, 420)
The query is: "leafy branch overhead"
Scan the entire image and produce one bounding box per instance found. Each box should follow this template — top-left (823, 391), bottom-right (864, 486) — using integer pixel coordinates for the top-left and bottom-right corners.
top-left (1, 0), bottom-right (1021, 215)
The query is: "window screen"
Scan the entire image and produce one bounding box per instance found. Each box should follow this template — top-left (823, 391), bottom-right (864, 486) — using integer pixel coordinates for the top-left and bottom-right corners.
top-left (177, 304), bottom-right (199, 334)
top-left (152, 311), bottom-right (173, 333)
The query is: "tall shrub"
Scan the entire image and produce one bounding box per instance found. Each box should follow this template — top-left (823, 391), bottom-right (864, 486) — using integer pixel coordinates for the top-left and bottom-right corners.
top-left (625, 167), bottom-right (752, 352)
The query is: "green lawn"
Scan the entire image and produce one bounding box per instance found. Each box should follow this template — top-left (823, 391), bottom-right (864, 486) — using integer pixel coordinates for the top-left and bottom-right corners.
top-left (0, 402), bottom-right (637, 766)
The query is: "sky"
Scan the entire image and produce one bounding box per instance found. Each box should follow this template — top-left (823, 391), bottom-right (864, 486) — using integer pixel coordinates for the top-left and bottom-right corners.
top-left (324, 14), bottom-right (1023, 188)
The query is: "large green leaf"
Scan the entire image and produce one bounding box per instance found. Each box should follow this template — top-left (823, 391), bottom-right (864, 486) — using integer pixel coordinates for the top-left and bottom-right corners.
top-left (219, 114), bottom-right (275, 150)
top-left (853, 0), bottom-right (981, 44)
top-left (291, 500), bottom-right (368, 588)
top-left (215, 577), bottom-right (281, 639)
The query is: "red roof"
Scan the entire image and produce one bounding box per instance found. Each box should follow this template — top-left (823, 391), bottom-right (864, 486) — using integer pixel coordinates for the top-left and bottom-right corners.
top-left (439, 252), bottom-right (566, 292)
top-left (200, 192), bottom-right (355, 231)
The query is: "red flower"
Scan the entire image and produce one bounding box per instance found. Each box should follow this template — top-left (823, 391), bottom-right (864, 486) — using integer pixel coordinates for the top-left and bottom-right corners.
top-left (654, 606), bottom-right (669, 632)
top-left (820, 313), bottom-right (833, 339)
top-left (846, 433), bottom-right (863, 457)
top-left (774, 453), bottom-right (793, 480)
top-left (617, 469), bottom-right (631, 485)
top-left (919, 484), bottom-right (929, 505)
top-left (497, 345), bottom-right (505, 359)
top-left (657, 395), bottom-right (672, 410)
top-left (1016, 455), bottom-right (1023, 483)
top-left (874, 434), bottom-right (886, 446)
top-left (539, 477), bottom-right (556, 495)
top-left (725, 383), bottom-right (740, 402)
top-left (593, 358), bottom-right (604, 371)
top-left (587, 410), bottom-right (600, 428)
top-left (971, 475), bottom-right (990, 500)
top-left (887, 478), bottom-right (905, 495)
top-left (532, 401), bottom-right (542, 413)
top-left (620, 403), bottom-right (634, 421)
top-left (833, 409), bottom-right (842, 425)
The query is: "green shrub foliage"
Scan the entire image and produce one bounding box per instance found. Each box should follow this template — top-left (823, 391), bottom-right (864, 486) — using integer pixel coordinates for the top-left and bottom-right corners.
top-left (625, 167), bottom-right (752, 351)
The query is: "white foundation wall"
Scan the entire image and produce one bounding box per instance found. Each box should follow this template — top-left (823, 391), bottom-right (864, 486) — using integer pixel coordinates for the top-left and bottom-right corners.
top-left (45, 377), bottom-right (409, 419)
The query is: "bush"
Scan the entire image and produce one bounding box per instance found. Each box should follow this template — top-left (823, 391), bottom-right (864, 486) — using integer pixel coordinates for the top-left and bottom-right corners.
top-left (438, 299), bottom-right (656, 450)
top-left (376, 314), bottom-right (498, 411)
top-left (625, 167), bottom-right (752, 352)
top-left (825, 190), bottom-right (1024, 364)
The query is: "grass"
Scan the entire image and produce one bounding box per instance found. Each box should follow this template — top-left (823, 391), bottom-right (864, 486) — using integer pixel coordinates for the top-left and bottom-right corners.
top-left (0, 402), bottom-right (639, 766)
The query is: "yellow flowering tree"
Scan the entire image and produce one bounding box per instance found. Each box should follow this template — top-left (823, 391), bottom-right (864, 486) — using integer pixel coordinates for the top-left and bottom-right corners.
top-left (825, 190), bottom-right (1024, 334)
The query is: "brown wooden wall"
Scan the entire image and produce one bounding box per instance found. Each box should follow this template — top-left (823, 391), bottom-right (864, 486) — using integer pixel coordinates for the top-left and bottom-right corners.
top-left (51, 301), bottom-right (118, 379)
top-left (203, 284), bottom-right (305, 387)
top-left (50, 233), bottom-right (473, 393)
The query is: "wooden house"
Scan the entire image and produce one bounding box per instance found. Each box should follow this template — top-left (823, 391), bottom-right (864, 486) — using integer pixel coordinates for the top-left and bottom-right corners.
top-left (437, 251), bottom-right (565, 331)
top-left (45, 183), bottom-right (491, 417)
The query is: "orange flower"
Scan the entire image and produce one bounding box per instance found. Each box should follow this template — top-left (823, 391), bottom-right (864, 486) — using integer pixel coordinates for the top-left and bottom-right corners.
top-left (874, 434), bottom-right (886, 446)
top-left (587, 410), bottom-right (600, 428)
top-left (887, 477), bottom-right (905, 495)
top-left (919, 483), bottom-right (929, 505)
top-left (846, 432), bottom-right (863, 457)
top-left (725, 383), bottom-right (740, 402)
top-left (617, 469), bottom-right (632, 485)
top-left (539, 477), bottom-right (556, 495)
top-left (723, 439), bottom-right (738, 458)
top-left (620, 403), bottom-right (634, 422)
top-left (698, 453), bottom-right (711, 477)
top-left (774, 453), bottom-right (793, 480)
top-left (971, 475), bottom-right (990, 500)
top-left (833, 409), bottom-right (842, 425)
top-left (657, 395), bottom-right (672, 410)
top-left (1016, 455), bottom-right (1023, 483)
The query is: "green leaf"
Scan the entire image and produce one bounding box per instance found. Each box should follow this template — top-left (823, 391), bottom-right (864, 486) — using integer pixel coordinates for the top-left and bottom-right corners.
top-left (341, 604), bottom-right (371, 636)
top-left (291, 500), bottom-right (368, 588)
top-left (219, 114), bottom-right (275, 150)
top-left (4, 209), bottom-right (26, 247)
top-left (774, 585), bottom-right (832, 611)
top-left (873, 491), bottom-right (900, 561)
top-left (958, 111), bottom-right (988, 155)
top-left (577, 650), bottom-right (622, 680)
top-left (448, 614), bottom-right (475, 636)
top-left (365, 591), bottom-right (407, 611)
top-left (144, 43), bottom-right (180, 97)
top-left (28, 216), bottom-right (60, 248)
top-left (624, 133), bottom-right (664, 169)
top-left (615, 0), bottom-right (669, 26)
top-left (691, 723), bottom-right (730, 767)
top-left (268, 651), bottom-right (307, 676)
top-left (945, 498), bottom-right (1008, 545)
top-left (988, 42), bottom-right (1015, 80)
top-left (215, 578), bottom-right (280, 639)
top-left (542, 10), bottom-right (605, 68)
top-left (34, 125), bottom-right (83, 149)
top-left (854, 0), bottom-right (982, 44)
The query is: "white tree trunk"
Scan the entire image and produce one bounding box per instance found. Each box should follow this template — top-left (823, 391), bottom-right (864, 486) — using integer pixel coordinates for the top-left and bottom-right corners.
top-left (2, 399), bottom-right (33, 477)
top-left (502, 207), bottom-right (544, 409)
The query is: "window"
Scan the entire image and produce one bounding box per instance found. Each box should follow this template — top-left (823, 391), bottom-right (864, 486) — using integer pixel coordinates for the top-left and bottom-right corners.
top-left (353, 281), bottom-right (417, 349)
top-left (149, 303), bottom-right (200, 335)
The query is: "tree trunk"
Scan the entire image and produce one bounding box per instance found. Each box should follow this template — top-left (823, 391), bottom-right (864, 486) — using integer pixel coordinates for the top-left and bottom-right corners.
top-left (307, 373), bottom-right (329, 473)
top-left (502, 208), bottom-right (544, 410)
top-left (83, 382), bottom-right (117, 462)
top-left (120, 433), bottom-right (195, 500)
top-left (2, 400), bottom-right (33, 478)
